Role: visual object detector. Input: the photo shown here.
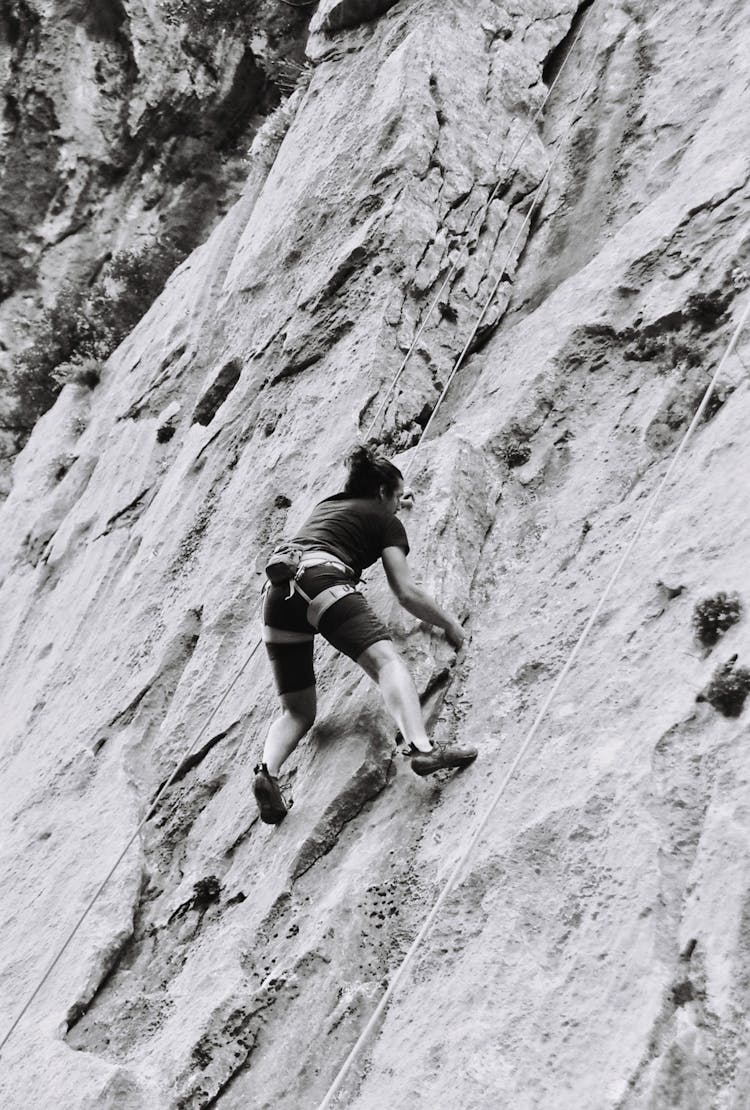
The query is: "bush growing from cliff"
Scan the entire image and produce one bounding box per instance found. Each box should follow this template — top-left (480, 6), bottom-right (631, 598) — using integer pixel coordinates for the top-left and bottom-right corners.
top-left (504, 438), bottom-right (532, 468)
top-left (51, 357), bottom-right (102, 390)
top-left (693, 592), bottom-right (742, 647)
top-left (106, 237), bottom-right (185, 336)
top-left (10, 289), bottom-right (78, 424)
top-left (698, 657), bottom-right (750, 717)
top-left (685, 289), bottom-right (731, 332)
top-left (12, 236), bottom-right (187, 431)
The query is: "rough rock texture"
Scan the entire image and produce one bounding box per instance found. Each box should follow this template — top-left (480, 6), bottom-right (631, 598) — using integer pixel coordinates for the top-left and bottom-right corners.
top-left (0, 0), bottom-right (312, 487)
top-left (1, 0), bottom-right (750, 1107)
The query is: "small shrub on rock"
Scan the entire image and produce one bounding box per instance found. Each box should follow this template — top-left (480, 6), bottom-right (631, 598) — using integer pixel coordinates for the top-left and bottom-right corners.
top-left (106, 237), bottom-right (186, 338)
top-left (685, 289), bottom-right (731, 332)
top-left (623, 331), bottom-right (665, 363)
top-left (192, 875), bottom-right (222, 909)
top-left (664, 336), bottom-right (702, 371)
top-left (167, 874), bottom-right (222, 926)
top-left (51, 357), bottom-right (102, 390)
top-left (504, 438), bottom-right (532, 468)
top-left (156, 422), bottom-right (177, 444)
top-left (698, 657), bottom-right (750, 718)
top-left (271, 57), bottom-right (312, 95)
top-left (693, 592), bottom-right (742, 647)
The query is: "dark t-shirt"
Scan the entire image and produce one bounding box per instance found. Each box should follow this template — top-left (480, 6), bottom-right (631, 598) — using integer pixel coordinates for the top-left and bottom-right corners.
top-left (293, 493), bottom-right (410, 576)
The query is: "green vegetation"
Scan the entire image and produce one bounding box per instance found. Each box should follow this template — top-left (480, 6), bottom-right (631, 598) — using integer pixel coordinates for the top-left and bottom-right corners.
top-left (692, 592), bottom-right (742, 647)
top-left (12, 235), bottom-right (187, 432)
top-left (699, 657), bottom-right (750, 718)
top-left (504, 438), bottom-right (532, 468)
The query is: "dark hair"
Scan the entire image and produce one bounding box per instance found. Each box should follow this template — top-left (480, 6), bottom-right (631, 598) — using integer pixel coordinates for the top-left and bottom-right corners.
top-left (344, 445), bottom-right (403, 498)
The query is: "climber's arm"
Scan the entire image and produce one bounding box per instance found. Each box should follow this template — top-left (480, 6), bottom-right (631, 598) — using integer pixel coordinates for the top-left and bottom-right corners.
top-left (381, 546), bottom-right (464, 649)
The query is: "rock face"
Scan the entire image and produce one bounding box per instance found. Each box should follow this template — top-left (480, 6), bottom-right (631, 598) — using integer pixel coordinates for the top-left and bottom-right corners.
top-left (1, 0), bottom-right (750, 1107)
top-left (0, 0), bottom-right (312, 487)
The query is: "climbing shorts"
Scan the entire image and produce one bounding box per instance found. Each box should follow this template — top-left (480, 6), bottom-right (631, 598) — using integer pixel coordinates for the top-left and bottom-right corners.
top-left (262, 566), bottom-right (391, 694)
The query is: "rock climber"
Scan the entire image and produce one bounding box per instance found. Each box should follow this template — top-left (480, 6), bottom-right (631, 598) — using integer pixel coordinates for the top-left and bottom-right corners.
top-left (253, 445), bottom-right (477, 824)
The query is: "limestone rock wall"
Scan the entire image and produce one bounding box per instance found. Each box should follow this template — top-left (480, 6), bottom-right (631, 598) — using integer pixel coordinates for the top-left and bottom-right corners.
top-left (1, 0), bottom-right (749, 1107)
top-left (0, 0), bottom-right (312, 484)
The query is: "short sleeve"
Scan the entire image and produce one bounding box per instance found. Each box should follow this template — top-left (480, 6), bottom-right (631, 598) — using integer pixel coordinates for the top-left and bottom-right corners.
top-left (382, 514), bottom-right (409, 556)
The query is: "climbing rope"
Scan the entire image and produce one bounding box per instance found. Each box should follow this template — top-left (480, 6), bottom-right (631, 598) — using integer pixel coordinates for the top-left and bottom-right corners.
top-left (315, 299), bottom-right (750, 1108)
top-left (364, 2), bottom-right (595, 441)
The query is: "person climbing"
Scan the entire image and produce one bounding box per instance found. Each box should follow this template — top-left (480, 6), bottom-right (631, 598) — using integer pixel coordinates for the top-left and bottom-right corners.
top-left (253, 445), bottom-right (478, 824)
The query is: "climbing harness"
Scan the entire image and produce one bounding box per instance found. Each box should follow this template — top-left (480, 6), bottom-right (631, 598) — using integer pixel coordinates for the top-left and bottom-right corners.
top-left (294, 580), bottom-right (358, 629)
top-left (296, 551), bottom-right (354, 577)
top-left (265, 544), bottom-right (358, 624)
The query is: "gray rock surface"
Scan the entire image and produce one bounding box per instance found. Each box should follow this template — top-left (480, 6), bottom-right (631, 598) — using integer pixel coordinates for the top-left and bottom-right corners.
top-left (1, 0), bottom-right (750, 1106)
top-left (0, 0), bottom-right (313, 489)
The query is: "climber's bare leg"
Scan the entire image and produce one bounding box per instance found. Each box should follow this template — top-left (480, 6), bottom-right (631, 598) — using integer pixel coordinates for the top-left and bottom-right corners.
top-left (356, 640), bottom-right (431, 752)
top-left (263, 686), bottom-right (317, 776)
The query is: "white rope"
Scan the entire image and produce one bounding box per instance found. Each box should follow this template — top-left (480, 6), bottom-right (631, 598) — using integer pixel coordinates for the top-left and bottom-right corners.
top-left (0, 638), bottom-right (263, 1056)
top-left (316, 293), bottom-right (750, 1109)
top-left (364, 2), bottom-right (595, 441)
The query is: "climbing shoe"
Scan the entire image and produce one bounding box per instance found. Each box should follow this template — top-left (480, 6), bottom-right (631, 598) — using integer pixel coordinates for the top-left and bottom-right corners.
top-left (253, 763), bottom-right (288, 824)
top-left (410, 741), bottom-right (478, 777)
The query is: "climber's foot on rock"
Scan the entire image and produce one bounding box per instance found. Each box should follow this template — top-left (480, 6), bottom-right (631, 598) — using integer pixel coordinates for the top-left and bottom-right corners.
top-left (253, 763), bottom-right (288, 824)
top-left (410, 741), bottom-right (478, 777)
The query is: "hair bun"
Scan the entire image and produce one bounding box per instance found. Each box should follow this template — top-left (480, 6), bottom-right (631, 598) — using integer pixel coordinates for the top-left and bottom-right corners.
top-left (343, 443), bottom-right (403, 499)
top-left (348, 444), bottom-right (379, 471)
